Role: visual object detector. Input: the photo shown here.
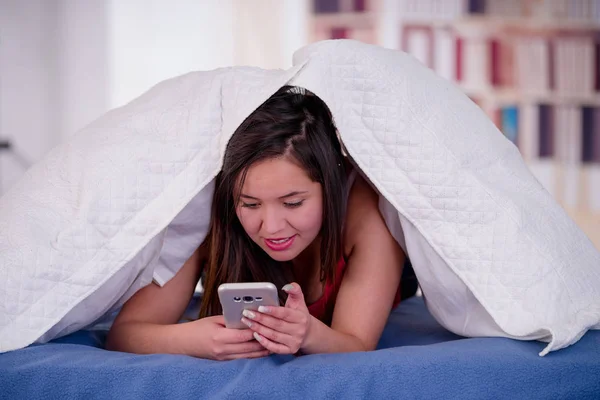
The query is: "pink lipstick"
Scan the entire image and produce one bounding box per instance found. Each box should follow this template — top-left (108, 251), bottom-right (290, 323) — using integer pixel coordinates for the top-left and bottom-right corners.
top-left (264, 235), bottom-right (296, 251)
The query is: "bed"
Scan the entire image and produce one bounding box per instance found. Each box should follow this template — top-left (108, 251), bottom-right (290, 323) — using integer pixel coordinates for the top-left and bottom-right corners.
top-left (1, 295), bottom-right (598, 399)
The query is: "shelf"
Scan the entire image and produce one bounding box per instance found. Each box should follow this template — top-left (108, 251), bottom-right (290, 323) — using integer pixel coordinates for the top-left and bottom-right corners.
top-left (312, 12), bottom-right (599, 35)
top-left (399, 14), bottom-right (600, 33)
top-left (460, 86), bottom-right (600, 106)
top-left (312, 11), bottom-right (378, 28)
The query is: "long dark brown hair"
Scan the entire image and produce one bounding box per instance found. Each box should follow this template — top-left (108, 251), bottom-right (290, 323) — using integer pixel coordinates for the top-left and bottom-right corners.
top-left (199, 86), bottom-right (347, 318)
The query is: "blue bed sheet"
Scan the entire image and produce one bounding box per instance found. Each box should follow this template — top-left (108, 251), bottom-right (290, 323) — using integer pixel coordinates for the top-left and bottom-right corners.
top-left (1, 296), bottom-right (599, 399)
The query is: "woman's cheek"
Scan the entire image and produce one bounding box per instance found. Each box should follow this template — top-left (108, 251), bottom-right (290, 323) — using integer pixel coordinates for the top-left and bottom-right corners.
top-left (292, 204), bottom-right (323, 233)
top-left (237, 208), bottom-right (261, 235)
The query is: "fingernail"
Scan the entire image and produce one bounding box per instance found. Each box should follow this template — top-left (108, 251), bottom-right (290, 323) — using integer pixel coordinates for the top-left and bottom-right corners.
top-left (241, 317), bottom-right (252, 328)
top-left (282, 284), bottom-right (294, 292)
top-left (242, 309), bottom-right (256, 319)
top-left (253, 332), bottom-right (263, 342)
top-left (258, 306), bottom-right (270, 313)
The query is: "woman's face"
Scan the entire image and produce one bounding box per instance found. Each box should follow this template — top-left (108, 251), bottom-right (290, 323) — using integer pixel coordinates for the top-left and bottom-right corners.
top-left (235, 157), bottom-right (323, 262)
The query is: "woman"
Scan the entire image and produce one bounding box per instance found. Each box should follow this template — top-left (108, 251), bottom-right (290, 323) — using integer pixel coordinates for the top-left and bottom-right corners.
top-left (106, 86), bottom-right (416, 360)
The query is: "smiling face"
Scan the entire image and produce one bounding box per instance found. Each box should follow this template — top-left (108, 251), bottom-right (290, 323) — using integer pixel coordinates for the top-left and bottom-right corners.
top-left (235, 156), bottom-right (323, 262)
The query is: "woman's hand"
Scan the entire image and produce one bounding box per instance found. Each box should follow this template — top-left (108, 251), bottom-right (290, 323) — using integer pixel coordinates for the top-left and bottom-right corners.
top-left (186, 315), bottom-right (270, 361)
top-left (240, 283), bottom-right (313, 355)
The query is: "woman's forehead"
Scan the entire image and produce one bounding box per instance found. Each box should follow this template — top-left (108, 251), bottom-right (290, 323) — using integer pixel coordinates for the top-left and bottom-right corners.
top-left (239, 157), bottom-right (316, 197)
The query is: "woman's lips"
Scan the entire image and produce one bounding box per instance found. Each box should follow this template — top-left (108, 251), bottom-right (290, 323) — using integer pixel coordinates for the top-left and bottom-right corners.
top-left (264, 235), bottom-right (296, 251)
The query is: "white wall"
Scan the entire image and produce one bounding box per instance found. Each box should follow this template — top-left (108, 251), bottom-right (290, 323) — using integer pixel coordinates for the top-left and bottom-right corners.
top-left (106, 0), bottom-right (236, 109)
top-left (0, 0), bottom-right (309, 194)
top-left (232, 0), bottom-right (309, 69)
top-left (0, 0), bottom-right (61, 193)
top-left (106, 0), bottom-right (309, 108)
top-left (56, 0), bottom-right (110, 142)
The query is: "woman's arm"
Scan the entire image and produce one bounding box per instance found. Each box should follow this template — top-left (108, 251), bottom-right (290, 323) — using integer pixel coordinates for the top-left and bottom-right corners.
top-left (302, 175), bottom-right (405, 353)
top-left (105, 245), bottom-right (205, 354)
top-left (105, 245), bottom-right (268, 360)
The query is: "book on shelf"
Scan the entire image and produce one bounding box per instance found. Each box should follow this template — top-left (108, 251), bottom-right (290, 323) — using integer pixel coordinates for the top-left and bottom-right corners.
top-left (490, 37), bottom-right (515, 88)
top-left (467, 0), bottom-right (486, 14)
top-left (553, 105), bottom-right (580, 206)
top-left (485, 0), bottom-right (525, 17)
top-left (433, 27), bottom-right (456, 82)
top-left (538, 103), bottom-right (555, 159)
top-left (565, 0), bottom-right (599, 21)
top-left (311, 0), bottom-right (376, 43)
top-left (473, 0), bottom-right (600, 23)
top-left (399, 0), bottom-right (464, 20)
top-left (582, 106), bottom-right (600, 163)
top-left (500, 105), bottom-right (519, 145)
top-left (313, 25), bottom-right (377, 43)
top-left (553, 34), bottom-right (597, 98)
top-left (524, 103), bottom-right (600, 210)
top-left (396, 0), bottom-right (600, 23)
top-left (402, 25), bottom-right (434, 68)
top-left (595, 32), bottom-right (600, 91)
top-left (518, 103), bottom-right (538, 161)
top-left (515, 35), bottom-right (551, 96)
top-left (314, 0), bottom-right (368, 14)
top-left (457, 31), bottom-right (491, 90)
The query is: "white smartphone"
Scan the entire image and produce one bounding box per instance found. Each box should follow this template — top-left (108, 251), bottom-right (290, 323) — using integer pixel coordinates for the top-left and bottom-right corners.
top-left (218, 282), bottom-right (280, 329)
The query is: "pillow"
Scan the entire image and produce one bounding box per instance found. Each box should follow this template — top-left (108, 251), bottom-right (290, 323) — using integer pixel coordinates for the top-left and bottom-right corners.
top-left (1, 40), bottom-right (598, 356)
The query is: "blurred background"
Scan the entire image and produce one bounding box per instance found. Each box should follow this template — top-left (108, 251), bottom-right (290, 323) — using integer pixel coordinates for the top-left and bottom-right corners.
top-left (1, 0), bottom-right (599, 247)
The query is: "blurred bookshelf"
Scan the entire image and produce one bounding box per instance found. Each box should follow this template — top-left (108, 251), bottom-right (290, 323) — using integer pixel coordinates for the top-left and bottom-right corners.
top-left (311, 0), bottom-right (600, 249)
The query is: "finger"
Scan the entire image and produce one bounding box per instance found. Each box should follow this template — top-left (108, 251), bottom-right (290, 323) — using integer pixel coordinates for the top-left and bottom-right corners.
top-left (218, 326), bottom-right (257, 344)
top-left (211, 315), bottom-right (226, 326)
top-left (223, 339), bottom-right (267, 354)
top-left (221, 349), bottom-right (270, 361)
top-left (254, 305), bottom-right (305, 323)
top-left (243, 308), bottom-right (300, 331)
top-left (283, 282), bottom-right (305, 308)
top-left (252, 331), bottom-right (294, 355)
top-left (243, 318), bottom-right (296, 349)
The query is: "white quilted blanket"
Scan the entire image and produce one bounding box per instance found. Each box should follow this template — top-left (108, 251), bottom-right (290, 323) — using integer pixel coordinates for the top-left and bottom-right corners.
top-left (1, 40), bottom-right (599, 355)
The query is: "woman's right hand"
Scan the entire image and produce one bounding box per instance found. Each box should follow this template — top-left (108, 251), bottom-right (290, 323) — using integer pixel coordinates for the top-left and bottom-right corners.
top-left (186, 315), bottom-right (270, 361)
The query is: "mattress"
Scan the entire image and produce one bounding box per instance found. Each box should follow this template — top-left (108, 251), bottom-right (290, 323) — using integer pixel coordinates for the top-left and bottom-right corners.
top-left (1, 296), bottom-right (598, 399)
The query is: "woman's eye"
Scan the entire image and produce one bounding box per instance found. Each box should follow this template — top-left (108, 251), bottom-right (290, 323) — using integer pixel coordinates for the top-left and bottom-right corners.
top-left (241, 202), bottom-right (259, 209)
top-left (284, 201), bottom-right (304, 208)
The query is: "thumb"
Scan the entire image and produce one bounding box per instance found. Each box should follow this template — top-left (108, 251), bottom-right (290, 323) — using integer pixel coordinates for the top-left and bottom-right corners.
top-left (283, 282), bottom-right (305, 308)
top-left (210, 315), bottom-right (226, 327)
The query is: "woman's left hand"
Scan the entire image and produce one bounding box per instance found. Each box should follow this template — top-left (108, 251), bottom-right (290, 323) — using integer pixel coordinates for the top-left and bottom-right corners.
top-left (240, 282), bottom-right (312, 355)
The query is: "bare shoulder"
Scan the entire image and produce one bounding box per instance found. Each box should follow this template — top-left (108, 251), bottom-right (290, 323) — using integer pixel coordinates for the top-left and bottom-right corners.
top-left (332, 171), bottom-right (404, 349)
top-left (343, 173), bottom-right (386, 254)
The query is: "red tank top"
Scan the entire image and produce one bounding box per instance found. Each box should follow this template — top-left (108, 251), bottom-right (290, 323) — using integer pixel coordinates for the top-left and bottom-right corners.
top-left (307, 256), bottom-right (402, 325)
top-left (306, 167), bottom-right (401, 324)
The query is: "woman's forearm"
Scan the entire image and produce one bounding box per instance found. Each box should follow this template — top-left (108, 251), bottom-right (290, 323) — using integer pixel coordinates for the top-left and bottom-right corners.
top-left (105, 321), bottom-right (193, 355)
top-left (301, 316), bottom-right (369, 354)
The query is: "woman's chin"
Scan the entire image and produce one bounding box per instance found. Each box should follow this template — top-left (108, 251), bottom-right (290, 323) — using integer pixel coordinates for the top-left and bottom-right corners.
top-left (264, 248), bottom-right (296, 262)
top-left (260, 242), bottom-right (302, 262)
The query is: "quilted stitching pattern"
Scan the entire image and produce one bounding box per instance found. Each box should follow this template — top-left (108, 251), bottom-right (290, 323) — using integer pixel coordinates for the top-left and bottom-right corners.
top-left (1, 40), bottom-right (599, 355)
top-left (0, 66), bottom-right (302, 352)
top-left (291, 40), bottom-right (600, 355)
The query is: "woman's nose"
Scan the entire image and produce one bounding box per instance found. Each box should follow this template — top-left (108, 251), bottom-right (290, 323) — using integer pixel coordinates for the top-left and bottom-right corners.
top-left (261, 207), bottom-right (286, 235)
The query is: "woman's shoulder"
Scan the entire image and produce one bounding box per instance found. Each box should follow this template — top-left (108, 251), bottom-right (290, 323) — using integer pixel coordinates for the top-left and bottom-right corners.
top-left (343, 170), bottom-right (383, 255)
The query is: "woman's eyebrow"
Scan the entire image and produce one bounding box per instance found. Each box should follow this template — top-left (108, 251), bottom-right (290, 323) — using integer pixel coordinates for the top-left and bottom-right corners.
top-left (278, 191), bottom-right (308, 199)
top-left (239, 191), bottom-right (308, 200)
